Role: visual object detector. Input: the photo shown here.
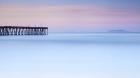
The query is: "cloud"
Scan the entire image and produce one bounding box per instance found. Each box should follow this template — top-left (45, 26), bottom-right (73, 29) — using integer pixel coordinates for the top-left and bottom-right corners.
top-left (0, 5), bottom-right (140, 32)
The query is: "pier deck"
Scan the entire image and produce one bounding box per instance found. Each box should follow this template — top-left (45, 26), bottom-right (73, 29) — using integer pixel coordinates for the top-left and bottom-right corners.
top-left (0, 26), bottom-right (48, 36)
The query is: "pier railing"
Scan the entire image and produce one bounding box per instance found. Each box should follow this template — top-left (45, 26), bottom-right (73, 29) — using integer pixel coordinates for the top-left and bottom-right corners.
top-left (0, 26), bottom-right (48, 36)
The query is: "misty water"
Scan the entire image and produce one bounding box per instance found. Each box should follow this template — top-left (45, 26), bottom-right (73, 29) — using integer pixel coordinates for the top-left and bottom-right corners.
top-left (0, 33), bottom-right (140, 78)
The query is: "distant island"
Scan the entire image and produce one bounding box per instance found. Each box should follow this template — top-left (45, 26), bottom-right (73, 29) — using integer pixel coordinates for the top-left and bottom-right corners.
top-left (108, 29), bottom-right (133, 33)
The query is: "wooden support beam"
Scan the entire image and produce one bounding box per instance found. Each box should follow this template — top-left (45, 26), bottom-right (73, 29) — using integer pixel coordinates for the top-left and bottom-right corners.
top-left (0, 26), bottom-right (48, 36)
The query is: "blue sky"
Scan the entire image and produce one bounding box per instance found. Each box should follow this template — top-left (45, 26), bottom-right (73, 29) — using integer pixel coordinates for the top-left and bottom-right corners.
top-left (0, 0), bottom-right (140, 32)
top-left (0, 0), bottom-right (140, 7)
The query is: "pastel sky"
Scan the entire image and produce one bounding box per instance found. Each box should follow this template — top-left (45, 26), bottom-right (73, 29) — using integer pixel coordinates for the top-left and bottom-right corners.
top-left (0, 0), bottom-right (140, 32)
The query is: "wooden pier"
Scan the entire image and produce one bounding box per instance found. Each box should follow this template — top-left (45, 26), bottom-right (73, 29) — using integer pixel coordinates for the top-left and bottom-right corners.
top-left (0, 26), bottom-right (48, 36)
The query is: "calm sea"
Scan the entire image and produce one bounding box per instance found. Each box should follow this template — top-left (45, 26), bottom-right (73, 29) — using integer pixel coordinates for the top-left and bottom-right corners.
top-left (0, 33), bottom-right (140, 78)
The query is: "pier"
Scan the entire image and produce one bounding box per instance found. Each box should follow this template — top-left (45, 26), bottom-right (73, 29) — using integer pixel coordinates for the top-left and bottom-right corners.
top-left (0, 26), bottom-right (48, 36)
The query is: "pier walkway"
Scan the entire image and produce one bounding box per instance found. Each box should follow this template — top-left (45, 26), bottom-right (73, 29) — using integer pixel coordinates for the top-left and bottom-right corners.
top-left (0, 26), bottom-right (48, 36)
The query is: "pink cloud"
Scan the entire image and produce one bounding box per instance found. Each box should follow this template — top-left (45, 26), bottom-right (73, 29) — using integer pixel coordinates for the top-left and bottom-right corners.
top-left (0, 5), bottom-right (139, 32)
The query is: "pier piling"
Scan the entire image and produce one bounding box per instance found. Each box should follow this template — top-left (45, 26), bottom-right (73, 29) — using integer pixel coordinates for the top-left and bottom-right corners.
top-left (0, 26), bottom-right (48, 36)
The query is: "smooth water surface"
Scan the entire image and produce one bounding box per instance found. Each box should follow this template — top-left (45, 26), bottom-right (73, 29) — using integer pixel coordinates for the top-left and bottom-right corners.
top-left (0, 33), bottom-right (140, 78)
